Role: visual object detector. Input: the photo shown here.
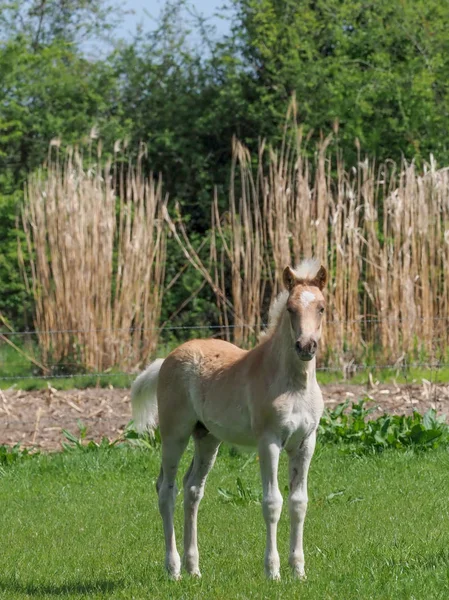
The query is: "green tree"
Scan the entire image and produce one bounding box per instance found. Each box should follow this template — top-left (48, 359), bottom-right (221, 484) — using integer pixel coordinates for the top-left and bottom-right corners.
top-left (115, 0), bottom-right (449, 235)
top-left (0, 0), bottom-right (120, 49)
top-left (0, 1), bottom-right (125, 325)
top-left (229, 0), bottom-right (449, 162)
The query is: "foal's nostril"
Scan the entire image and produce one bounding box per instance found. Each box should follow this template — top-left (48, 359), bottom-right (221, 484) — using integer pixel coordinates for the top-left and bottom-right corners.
top-left (295, 339), bottom-right (317, 357)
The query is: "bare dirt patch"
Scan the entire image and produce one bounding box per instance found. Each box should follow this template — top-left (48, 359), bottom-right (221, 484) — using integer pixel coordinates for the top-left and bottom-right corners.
top-left (1, 381), bottom-right (449, 451)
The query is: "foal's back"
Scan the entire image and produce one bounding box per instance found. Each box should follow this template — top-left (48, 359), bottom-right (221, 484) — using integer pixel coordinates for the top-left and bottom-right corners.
top-left (157, 338), bottom-right (254, 444)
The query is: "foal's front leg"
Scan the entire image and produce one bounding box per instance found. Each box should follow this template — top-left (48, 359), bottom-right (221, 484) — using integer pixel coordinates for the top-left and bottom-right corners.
top-left (287, 431), bottom-right (316, 579)
top-left (258, 436), bottom-right (283, 580)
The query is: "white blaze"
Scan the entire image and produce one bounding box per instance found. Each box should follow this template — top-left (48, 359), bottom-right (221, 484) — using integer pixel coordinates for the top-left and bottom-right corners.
top-left (300, 290), bottom-right (315, 308)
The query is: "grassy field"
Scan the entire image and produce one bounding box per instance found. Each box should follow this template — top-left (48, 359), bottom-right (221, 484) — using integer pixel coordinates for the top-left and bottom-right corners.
top-left (1, 442), bottom-right (448, 599)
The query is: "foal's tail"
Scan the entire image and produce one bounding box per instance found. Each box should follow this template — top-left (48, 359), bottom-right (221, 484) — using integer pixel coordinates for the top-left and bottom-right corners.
top-left (131, 358), bottom-right (165, 433)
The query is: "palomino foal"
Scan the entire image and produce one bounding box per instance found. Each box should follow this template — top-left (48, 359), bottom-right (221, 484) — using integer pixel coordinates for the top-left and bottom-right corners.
top-left (132, 260), bottom-right (327, 580)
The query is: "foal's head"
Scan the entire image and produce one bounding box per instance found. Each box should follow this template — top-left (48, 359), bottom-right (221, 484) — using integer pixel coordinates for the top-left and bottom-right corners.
top-left (282, 264), bottom-right (327, 361)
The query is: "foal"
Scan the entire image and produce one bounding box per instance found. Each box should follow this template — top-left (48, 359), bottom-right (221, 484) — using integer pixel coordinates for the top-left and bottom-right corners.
top-left (132, 259), bottom-right (327, 580)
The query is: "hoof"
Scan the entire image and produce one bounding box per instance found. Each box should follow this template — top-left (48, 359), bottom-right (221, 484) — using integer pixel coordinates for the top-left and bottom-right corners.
top-left (188, 569), bottom-right (202, 578)
top-left (166, 553), bottom-right (181, 581)
top-left (292, 567), bottom-right (306, 580)
top-left (267, 571), bottom-right (281, 581)
top-left (183, 556), bottom-right (201, 578)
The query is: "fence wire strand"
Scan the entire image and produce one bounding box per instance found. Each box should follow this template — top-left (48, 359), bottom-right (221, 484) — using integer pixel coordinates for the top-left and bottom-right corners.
top-left (1, 314), bottom-right (449, 337)
top-left (1, 319), bottom-right (449, 381)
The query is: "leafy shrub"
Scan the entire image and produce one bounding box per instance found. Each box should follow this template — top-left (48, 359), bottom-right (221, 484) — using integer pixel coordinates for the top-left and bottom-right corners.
top-left (319, 400), bottom-right (449, 452)
top-left (123, 425), bottom-right (161, 450)
top-left (61, 420), bottom-right (161, 452)
top-left (61, 420), bottom-right (127, 452)
top-left (0, 443), bottom-right (39, 467)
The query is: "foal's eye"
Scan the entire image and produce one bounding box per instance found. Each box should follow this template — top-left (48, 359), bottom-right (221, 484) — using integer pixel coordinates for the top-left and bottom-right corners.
top-left (318, 306), bottom-right (325, 315)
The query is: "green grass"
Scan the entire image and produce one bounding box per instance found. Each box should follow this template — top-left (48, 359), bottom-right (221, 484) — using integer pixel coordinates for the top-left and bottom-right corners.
top-left (0, 342), bottom-right (41, 379)
top-left (0, 372), bottom-right (134, 391)
top-left (1, 443), bottom-right (448, 599)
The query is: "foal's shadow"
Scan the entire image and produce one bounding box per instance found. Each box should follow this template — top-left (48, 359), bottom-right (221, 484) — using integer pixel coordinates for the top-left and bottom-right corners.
top-left (0, 577), bottom-right (121, 597)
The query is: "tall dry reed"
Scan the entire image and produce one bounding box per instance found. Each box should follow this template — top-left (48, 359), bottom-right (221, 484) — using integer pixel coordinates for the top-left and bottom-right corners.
top-left (21, 112), bottom-right (449, 370)
top-left (21, 146), bottom-right (166, 371)
top-left (167, 112), bottom-right (449, 364)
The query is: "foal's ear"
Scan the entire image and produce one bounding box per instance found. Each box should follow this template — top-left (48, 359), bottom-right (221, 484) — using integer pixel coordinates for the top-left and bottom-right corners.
top-left (283, 266), bottom-right (298, 291)
top-left (310, 265), bottom-right (328, 291)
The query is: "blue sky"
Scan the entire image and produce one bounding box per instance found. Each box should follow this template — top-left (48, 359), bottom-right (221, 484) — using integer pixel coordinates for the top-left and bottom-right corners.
top-left (117, 0), bottom-right (232, 40)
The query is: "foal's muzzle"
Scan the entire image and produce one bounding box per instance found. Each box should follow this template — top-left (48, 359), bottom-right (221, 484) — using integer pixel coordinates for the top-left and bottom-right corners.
top-left (295, 339), bottom-right (317, 361)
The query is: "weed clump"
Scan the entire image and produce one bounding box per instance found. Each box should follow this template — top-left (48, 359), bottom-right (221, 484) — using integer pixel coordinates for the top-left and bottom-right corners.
top-left (319, 400), bottom-right (449, 452)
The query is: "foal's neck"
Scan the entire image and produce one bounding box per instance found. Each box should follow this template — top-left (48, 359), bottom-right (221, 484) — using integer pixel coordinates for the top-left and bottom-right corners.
top-left (264, 312), bottom-right (316, 389)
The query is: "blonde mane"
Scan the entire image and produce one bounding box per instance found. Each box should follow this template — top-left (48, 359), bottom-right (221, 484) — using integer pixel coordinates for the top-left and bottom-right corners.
top-left (264, 259), bottom-right (322, 336)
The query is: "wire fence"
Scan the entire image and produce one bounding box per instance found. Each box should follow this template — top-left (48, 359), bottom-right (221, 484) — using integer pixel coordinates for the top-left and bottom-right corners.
top-left (2, 315), bottom-right (449, 337)
top-left (1, 318), bottom-right (449, 382)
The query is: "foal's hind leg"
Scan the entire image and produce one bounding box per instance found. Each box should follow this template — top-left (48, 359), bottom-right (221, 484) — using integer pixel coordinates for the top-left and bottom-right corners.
top-left (183, 427), bottom-right (220, 577)
top-left (158, 435), bottom-right (190, 580)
